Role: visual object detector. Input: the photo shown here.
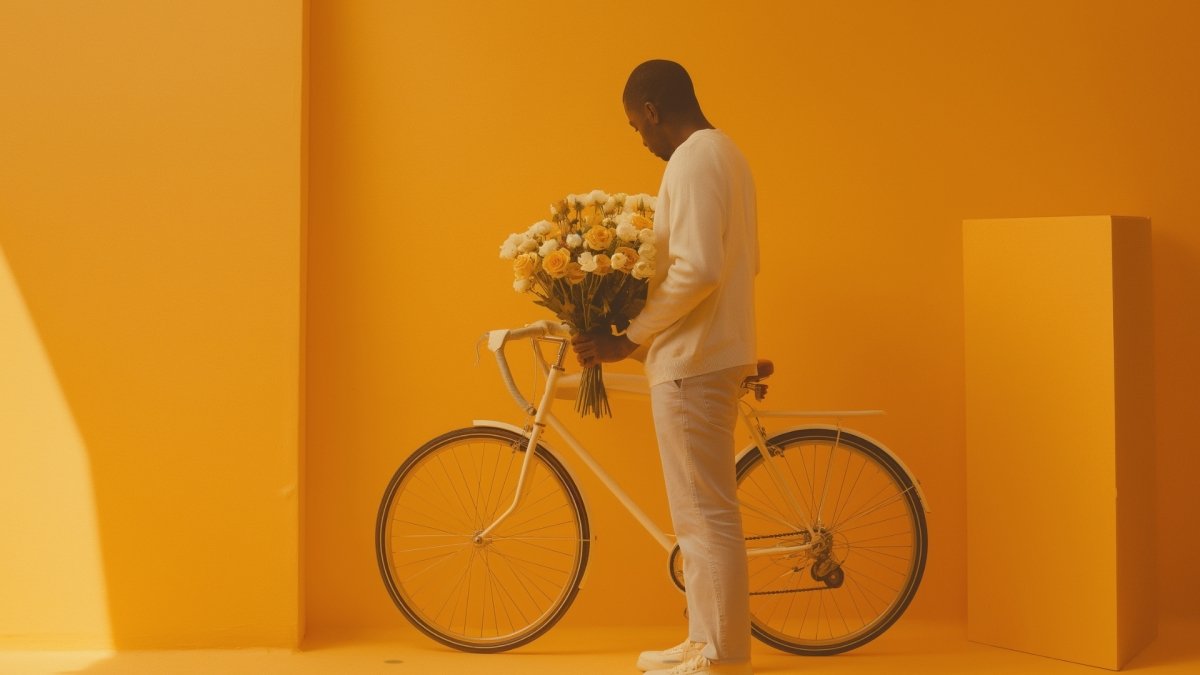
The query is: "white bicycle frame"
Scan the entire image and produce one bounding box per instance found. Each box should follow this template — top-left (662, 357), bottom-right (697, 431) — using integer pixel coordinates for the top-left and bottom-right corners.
top-left (478, 320), bottom-right (927, 557)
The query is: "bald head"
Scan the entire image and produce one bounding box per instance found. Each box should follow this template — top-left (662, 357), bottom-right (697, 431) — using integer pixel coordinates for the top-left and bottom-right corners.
top-left (622, 59), bottom-right (703, 121)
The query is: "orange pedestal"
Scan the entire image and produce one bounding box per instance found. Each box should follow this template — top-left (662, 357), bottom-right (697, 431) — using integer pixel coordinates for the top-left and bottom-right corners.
top-left (963, 216), bottom-right (1156, 670)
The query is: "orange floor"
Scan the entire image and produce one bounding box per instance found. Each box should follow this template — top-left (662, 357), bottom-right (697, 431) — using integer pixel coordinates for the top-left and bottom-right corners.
top-left (2, 620), bottom-right (1196, 675)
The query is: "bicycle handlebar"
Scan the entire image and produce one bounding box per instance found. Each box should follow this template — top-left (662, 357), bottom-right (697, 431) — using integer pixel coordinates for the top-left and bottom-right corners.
top-left (487, 321), bottom-right (572, 415)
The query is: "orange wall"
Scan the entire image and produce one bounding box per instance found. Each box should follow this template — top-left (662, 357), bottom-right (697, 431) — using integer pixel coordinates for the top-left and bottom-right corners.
top-left (307, 0), bottom-right (1200, 636)
top-left (3, 0), bottom-right (1193, 649)
top-left (0, 2), bottom-right (305, 648)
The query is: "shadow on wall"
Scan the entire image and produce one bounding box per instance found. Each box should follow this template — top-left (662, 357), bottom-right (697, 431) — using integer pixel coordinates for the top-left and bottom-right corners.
top-left (1150, 225), bottom-right (1200, 620)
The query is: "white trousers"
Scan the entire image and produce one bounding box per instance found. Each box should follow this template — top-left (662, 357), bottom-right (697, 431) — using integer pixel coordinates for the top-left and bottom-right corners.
top-left (650, 365), bottom-right (751, 664)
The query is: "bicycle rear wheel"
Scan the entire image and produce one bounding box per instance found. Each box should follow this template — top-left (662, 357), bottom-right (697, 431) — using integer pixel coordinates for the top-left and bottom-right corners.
top-left (376, 426), bottom-right (590, 652)
top-left (737, 427), bottom-right (927, 655)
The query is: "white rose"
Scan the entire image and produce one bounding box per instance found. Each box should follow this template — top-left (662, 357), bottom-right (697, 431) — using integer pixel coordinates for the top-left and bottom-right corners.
top-left (532, 220), bottom-right (553, 236)
top-left (602, 196), bottom-right (618, 214)
top-left (632, 259), bottom-right (655, 279)
top-left (577, 251), bottom-right (597, 272)
top-left (550, 203), bottom-right (559, 217)
top-left (638, 228), bottom-right (655, 244)
top-left (539, 238), bottom-right (559, 256)
top-left (638, 242), bottom-right (656, 259)
top-left (588, 189), bottom-right (608, 205)
top-left (619, 213), bottom-right (638, 240)
top-left (645, 195), bottom-right (657, 210)
top-left (518, 235), bottom-right (538, 252)
top-left (566, 233), bottom-right (583, 249)
top-left (610, 251), bottom-right (629, 271)
top-left (513, 277), bottom-right (532, 293)
top-left (499, 233), bottom-right (523, 259)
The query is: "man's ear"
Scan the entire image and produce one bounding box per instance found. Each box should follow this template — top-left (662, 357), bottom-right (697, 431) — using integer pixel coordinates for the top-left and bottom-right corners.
top-left (643, 101), bottom-right (660, 125)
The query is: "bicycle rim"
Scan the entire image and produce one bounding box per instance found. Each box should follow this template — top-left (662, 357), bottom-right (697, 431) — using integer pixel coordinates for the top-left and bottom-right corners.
top-left (737, 428), bottom-right (927, 655)
top-left (376, 427), bottom-right (589, 652)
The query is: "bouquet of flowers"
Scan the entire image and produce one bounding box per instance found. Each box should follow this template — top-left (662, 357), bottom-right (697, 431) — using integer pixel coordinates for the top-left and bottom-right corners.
top-left (500, 190), bottom-right (657, 418)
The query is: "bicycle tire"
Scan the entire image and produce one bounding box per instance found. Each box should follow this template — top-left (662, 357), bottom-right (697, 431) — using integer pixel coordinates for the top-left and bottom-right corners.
top-left (376, 426), bottom-right (590, 652)
top-left (737, 427), bottom-right (927, 655)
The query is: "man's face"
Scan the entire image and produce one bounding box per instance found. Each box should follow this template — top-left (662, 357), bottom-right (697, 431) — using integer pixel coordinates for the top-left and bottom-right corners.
top-left (625, 101), bottom-right (670, 161)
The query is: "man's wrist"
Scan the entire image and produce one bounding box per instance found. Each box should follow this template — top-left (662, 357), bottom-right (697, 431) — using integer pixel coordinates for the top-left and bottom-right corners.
top-left (622, 321), bottom-right (647, 346)
top-left (619, 334), bottom-right (638, 355)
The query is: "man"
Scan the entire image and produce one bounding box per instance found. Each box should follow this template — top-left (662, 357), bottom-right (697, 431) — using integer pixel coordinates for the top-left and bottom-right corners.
top-left (571, 59), bottom-right (758, 675)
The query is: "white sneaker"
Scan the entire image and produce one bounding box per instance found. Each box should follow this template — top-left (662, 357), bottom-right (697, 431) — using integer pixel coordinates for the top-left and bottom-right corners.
top-left (644, 653), bottom-right (753, 675)
top-left (636, 639), bottom-right (705, 671)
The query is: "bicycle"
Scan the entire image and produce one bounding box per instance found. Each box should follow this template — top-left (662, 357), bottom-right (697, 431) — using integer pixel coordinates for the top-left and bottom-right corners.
top-left (376, 320), bottom-right (929, 656)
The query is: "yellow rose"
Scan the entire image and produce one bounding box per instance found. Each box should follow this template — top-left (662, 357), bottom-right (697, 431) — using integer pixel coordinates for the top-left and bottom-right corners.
top-left (541, 248), bottom-right (571, 278)
top-left (584, 225), bottom-right (614, 251)
top-left (613, 246), bottom-right (639, 273)
top-left (513, 252), bottom-right (538, 279)
top-left (592, 253), bottom-right (613, 275)
top-left (631, 214), bottom-right (653, 230)
top-left (565, 262), bottom-right (585, 285)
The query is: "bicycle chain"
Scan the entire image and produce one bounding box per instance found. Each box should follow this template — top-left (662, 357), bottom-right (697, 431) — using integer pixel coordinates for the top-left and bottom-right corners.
top-left (745, 531), bottom-right (807, 542)
top-left (750, 586), bottom-right (829, 596)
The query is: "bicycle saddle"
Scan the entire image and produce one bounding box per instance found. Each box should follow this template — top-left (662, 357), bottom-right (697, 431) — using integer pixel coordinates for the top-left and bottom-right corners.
top-left (749, 359), bottom-right (774, 382)
top-left (742, 360), bottom-right (773, 401)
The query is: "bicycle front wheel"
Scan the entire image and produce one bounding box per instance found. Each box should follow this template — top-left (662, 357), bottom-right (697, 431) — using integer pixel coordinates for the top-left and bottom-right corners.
top-left (737, 427), bottom-right (927, 655)
top-left (375, 426), bottom-right (590, 652)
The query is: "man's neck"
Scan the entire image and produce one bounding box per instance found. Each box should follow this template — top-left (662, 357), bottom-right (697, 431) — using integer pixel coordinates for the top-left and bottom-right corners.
top-left (667, 116), bottom-right (715, 154)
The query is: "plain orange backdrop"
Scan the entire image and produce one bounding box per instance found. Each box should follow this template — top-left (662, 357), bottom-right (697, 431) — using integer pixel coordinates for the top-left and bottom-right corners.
top-left (1, 0), bottom-right (1197, 650)
top-left (306, 0), bottom-right (1199, 638)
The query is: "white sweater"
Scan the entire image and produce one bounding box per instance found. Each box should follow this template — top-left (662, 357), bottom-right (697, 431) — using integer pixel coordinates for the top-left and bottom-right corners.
top-left (625, 128), bottom-right (759, 387)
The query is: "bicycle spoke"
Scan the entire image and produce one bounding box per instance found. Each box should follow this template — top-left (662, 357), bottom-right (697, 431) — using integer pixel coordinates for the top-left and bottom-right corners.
top-left (392, 540), bottom-right (474, 556)
top-left (490, 546), bottom-right (556, 607)
top-left (436, 452), bottom-right (478, 530)
top-left (831, 452), bottom-right (868, 527)
top-left (738, 430), bottom-right (925, 654)
top-left (740, 482), bottom-right (806, 534)
top-left (495, 537), bottom-right (576, 558)
top-left (404, 467), bottom-right (477, 532)
top-left (377, 430), bottom-right (588, 651)
top-left (484, 449), bottom-right (519, 525)
top-left (395, 547), bottom-right (467, 588)
top-left (834, 486), bottom-right (916, 532)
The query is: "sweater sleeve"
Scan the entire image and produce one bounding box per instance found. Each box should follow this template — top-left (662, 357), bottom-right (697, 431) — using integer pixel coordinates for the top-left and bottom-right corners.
top-left (625, 150), bottom-right (726, 346)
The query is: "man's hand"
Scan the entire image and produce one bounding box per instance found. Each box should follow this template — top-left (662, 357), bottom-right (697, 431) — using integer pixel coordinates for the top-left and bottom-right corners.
top-left (571, 328), bottom-right (638, 368)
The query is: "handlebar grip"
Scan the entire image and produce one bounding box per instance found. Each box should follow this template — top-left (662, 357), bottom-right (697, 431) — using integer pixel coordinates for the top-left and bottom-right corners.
top-left (488, 321), bottom-right (571, 416)
top-left (507, 320), bottom-right (571, 341)
top-left (494, 342), bottom-right (536, 415)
